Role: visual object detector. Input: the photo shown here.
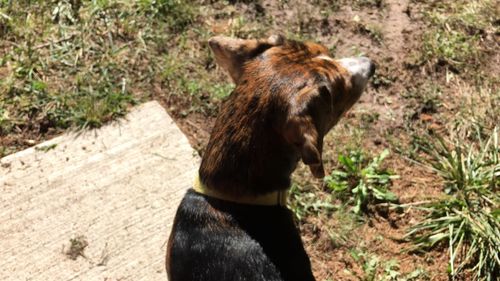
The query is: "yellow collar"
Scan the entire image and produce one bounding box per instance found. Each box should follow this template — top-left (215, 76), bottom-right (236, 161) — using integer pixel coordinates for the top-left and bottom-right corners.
top-left (193, 176), bottom-right (288, 206)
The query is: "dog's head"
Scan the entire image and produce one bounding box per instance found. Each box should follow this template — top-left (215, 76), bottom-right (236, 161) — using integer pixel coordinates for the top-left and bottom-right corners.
top-left (208, 35), bottom-right (375, 180)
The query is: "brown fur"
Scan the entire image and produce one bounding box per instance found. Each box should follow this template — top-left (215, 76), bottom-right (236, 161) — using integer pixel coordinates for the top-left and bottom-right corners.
top-left (199, 36), bottom-right (360, 197)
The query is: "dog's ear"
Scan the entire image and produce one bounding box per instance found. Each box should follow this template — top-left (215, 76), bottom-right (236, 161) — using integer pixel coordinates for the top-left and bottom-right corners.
top-left (208, 35), bottom-right (284, 83)
top-left (284, 86), bottom-right (333, 178)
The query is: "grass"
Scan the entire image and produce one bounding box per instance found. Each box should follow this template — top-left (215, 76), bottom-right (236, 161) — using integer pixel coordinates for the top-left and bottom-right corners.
top-left (0, 0), bottom-right (204, 156)
top-left (450, 83), bottom-right (500, 142)
top-left (288, 182), bottom-right (337, 222)
top-left (324, 149), bottom-right (399, 215)
top-left (417, 0), bottom-right (498, 74)
top-left (405, 128), bottom-right (499, 280)
top-left (353, 0), bottom-right (385, 9)
top-left (349, 248), bottom-right (429, 281)
top-left (356, 23), bottom-right (384, 45)
top-left (327, 207), bottom-right (363, 248)
top-left (0, 1), bottom-right (146, 128)
top-left (138, 0), bottom-right (195, 30)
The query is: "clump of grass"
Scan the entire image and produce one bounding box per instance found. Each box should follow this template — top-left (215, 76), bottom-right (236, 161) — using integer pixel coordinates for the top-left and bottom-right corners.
top-left (0, 70), bottom-right (136, 134)
top-left (450, 83), bottom-right (500, 143)
top-left (356, 23), bottom-right (384, 45)
top-left (327, 207), bottom-right (362, 248)
top-left (352, 0), bottom-right (385, 9)
top-left (405, 128), bottom-right (499, 280)
top-left (161, 48), bottom-right (235, 116)
top-left (349, 249), bottom-right (429, 281)
top-left (421, 29), bottom-right (480, 71)
top-left (137, 0), bottom-right (196, 31)
top-left (288, 183), bottom-right (337, 222)
top-left (418, 0), bottom-right (498, 73)
top-left (324, 149), bottom-right (399, 214)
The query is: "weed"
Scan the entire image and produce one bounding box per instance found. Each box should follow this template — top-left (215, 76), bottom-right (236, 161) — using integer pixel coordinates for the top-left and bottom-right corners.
top-left (349, 249), bottom-right (429, 281)
top-left (421, 29), bottom-right (480, 71)
top-left (355, 0), bottom-right (384, 8)
top-left (356, 23), bottom-right (384, 45)
top-left (35, 143), bottom-right (57, 152)
top-left (324, 149), bottom-right (399, 215)
top-left (406, 128), bottom-right (499, 280)
top-left (327, 207), bottom-right (362, 248)
top-left (450, 83), bottom-right (500, 143)
top-left (137, 0), bottom-right (196, 31)
top-left (418, 0), bottom-right (497, 74)
top-left (371, 73), bottom-right (394, 89)
top-left (208, 83), bottom-right (234, 100)
top-left (66, 235), bottom-right (88, 260)
top-left (360, 112), bottom-right (380, 129)
top-left (401, 84), bottom-right (442, 130)
top-left (288, 183), bottom-right (337, 222)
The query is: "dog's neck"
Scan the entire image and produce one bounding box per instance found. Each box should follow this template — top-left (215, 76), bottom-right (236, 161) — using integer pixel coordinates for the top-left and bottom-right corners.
top-left (198, 88), bottom-right (299, 197)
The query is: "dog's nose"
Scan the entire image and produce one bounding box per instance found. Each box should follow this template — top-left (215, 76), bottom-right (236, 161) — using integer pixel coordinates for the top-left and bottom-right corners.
top-left (368, 61), bottom-right (376, 77)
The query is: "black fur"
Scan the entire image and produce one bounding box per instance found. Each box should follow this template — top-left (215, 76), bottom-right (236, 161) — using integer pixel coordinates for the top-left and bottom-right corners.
top-left (167, 189), bottom-right (315, 281)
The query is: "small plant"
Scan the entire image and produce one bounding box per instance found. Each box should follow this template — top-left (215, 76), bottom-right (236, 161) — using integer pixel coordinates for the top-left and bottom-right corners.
top-left (406, 128), bottom-right (499, 280)
top-left (356, 23), bottom-right (384, 45)
top-left (137, 0), bottom-right (195, 31)
top-left (288, 183), bottom-right (336, 222)
top-left (66, 235), bottom-right (88, 260)
top-left (353, 0), bottom-right (384, 8)
top-left (421, 29), bottom-right (480, 71)
top-left (327, 207), bottom-right (362, 248)
top-left (418, 0), bottom-right (497, 73)
top-left (325, 149), bottom-right (399, 214)
top-left (349, 250), bottom-right (429, 281)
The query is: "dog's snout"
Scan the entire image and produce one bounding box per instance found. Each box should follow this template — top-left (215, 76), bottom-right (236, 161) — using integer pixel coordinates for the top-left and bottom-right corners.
top-left (359, 57), bottom-right (376, 78)
top-left (337, 57), bottom-right (374, 79)
top-left (336, 56), bottom-right (375, 93)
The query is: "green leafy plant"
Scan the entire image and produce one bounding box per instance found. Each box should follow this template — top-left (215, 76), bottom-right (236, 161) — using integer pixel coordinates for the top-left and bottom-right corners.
top-left (406, 128), bottom-right (499, 280)
top-left (349, 250), bottom-right (429, 281)
top-left (325, 149), bottom-right (399, 214)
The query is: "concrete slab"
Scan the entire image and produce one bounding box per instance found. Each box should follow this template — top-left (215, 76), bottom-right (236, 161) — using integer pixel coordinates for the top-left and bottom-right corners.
top-left (0, 101), bottom-right (199, 281)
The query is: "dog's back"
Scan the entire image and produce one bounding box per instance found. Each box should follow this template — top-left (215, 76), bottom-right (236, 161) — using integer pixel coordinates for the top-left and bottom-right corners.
top-left (167, 190), bottom-right (314, 281)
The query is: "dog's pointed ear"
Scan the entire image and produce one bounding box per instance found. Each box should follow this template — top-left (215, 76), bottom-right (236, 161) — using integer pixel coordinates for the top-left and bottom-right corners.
top-left (208, 35), bottom-right (284, 83)
top-left (283, 86), bottom-right (333, 178)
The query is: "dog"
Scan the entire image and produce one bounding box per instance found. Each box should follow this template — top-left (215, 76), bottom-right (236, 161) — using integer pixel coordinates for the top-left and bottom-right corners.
top-left (166, 35), bottom-right (375, 281)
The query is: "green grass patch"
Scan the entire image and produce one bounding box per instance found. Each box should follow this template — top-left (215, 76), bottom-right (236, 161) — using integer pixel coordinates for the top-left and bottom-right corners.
top-left (406, 128), bottom-right (499, 280)
top-left (421, 29), bottom-right (480, 71)
top-left (0, 0), bottom-right (204, 153)
top-left (137, 0), bottom-right (196, 31)
top-left (417, 0), bottom-right (498, 73)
